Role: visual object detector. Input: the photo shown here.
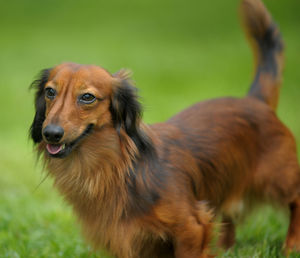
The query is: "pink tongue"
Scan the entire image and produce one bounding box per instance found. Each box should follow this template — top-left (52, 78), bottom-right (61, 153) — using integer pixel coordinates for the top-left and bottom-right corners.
top-left (46, 144), bottom-right (63, 155)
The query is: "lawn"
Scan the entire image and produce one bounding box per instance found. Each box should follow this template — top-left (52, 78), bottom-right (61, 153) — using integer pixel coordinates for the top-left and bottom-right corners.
top-left (0, 0), bottom-right (299, 257)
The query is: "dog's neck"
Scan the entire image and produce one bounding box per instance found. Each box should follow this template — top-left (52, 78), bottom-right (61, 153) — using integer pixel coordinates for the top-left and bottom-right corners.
top-left (40, 124), bottom-right (158, 215)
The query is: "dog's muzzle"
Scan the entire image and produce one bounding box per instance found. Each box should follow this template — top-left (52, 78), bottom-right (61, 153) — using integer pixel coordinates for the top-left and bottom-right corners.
top-left (44, 124), bottom-right (94, 158)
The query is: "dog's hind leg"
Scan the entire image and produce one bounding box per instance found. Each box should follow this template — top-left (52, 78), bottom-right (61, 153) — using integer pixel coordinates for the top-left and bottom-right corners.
top-left (286, 197), bottom-right (300, 252)
top-left (253, 132), bottom-right (300, 253)
top-left (283, 164), bottom-right (300, 252)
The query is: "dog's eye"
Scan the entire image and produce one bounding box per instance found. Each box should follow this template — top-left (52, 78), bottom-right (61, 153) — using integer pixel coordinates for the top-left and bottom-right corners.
top-left (79, 93), bottom-right (96, 104)
top-left (45, 87), bottom-right (56, 100)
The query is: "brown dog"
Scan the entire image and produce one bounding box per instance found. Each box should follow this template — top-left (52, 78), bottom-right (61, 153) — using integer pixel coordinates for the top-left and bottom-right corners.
top-left (30, 0), bottom-right (300, 257)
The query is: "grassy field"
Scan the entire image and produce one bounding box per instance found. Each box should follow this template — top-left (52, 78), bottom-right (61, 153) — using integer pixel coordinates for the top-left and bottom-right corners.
top-left (0, 0), bottom-right (299, 257)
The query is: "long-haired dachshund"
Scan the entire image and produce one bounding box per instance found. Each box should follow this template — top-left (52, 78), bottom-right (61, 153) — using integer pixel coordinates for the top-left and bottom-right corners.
top-left (30, 0), bottom-right (300, 257)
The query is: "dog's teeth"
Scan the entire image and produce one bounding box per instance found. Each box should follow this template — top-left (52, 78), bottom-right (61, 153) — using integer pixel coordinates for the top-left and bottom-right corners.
top-left (62, 144), bottom-right (66, 149)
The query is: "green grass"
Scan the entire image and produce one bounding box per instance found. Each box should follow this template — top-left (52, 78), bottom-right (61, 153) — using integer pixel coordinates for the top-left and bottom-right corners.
top-left (0, 0), bottom-right (299, 257)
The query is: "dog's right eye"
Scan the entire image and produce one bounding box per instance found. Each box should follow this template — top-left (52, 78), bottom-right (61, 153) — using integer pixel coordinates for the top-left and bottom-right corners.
top-left (45, 87), bottom-right (56, 100)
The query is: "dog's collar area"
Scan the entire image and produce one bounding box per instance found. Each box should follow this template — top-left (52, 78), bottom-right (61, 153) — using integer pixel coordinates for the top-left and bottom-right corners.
top-left (46, 124), bottom-right (94, 158)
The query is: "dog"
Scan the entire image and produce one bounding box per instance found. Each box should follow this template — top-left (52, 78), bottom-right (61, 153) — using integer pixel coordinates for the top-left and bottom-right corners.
top-left (30, 0), bottom-right (300, 257)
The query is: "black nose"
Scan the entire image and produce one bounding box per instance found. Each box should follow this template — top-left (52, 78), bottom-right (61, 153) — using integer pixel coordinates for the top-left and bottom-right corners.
top-left (43, 124), bottom-right (64, 143)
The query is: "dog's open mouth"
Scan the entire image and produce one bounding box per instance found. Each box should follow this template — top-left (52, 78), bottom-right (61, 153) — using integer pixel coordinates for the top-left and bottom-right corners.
top-left (46, 143), bottom-right (65, 155)
top-left (45, 124), bottom-right (94, 158)
top-left (46, 142), bottom-right (73, 158)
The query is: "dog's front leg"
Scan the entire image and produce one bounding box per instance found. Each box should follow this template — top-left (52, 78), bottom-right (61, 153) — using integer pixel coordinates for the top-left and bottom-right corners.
top-left (217, 215), bottom-right (235, 250)
top-left (173, 215), bottom-right (212, 258)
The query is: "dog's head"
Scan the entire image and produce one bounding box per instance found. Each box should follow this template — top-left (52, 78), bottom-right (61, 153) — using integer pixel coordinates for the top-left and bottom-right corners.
top-left (30, 62), bottom-right (148, 158)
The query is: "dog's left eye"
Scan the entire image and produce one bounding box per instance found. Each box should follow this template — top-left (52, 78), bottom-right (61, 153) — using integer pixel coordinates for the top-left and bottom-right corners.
top-left (79, 93), bottom-right (96, 104)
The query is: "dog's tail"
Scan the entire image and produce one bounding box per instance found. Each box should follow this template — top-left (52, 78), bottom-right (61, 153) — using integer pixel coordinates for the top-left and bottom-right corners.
top-left (240, 0), bottom-right (284, 111)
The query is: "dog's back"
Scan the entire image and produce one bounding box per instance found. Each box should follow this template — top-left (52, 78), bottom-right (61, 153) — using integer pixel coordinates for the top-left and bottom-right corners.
top-left (162, 0), bottom-right (291, 208)
top-left (157, 0), bottom-right (290, 200)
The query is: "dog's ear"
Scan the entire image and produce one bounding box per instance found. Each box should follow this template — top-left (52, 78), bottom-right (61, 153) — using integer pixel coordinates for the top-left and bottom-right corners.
top-left (30, 68), bottom-right (51, 144)
top-left (110, 70), bottom-right (153, 155)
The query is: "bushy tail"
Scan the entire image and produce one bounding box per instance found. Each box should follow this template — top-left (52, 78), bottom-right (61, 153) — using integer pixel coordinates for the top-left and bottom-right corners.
top-left (240, 0), bottom-right (284, 111)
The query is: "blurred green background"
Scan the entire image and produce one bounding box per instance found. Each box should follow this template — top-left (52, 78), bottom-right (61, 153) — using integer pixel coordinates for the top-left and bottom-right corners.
top-left (0, 0), bottom-right (299, 257)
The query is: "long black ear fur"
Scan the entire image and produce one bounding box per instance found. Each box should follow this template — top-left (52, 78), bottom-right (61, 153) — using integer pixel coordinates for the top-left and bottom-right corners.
top-left (110, 72), bottom-right (154, 156)
top-left (30, 68), bottom-right (51, 144)
top-left (110, 72), bottom-right (163, 217)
